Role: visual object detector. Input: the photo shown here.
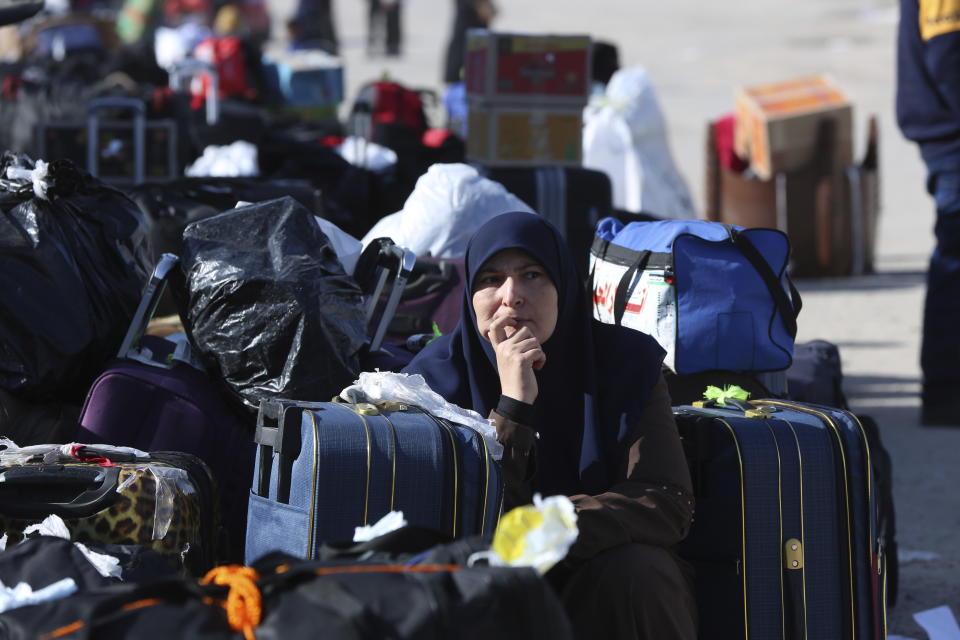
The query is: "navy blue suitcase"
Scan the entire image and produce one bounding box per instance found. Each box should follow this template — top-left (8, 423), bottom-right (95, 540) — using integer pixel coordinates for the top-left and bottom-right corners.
top-left (675, 399), bottom-right (886, 640)
top-left (245, 399), bottom-right (504, 564)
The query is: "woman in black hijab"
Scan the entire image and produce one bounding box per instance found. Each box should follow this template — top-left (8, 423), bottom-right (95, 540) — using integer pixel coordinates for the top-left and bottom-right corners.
top-left (404, 212), bottom-right (697, 640)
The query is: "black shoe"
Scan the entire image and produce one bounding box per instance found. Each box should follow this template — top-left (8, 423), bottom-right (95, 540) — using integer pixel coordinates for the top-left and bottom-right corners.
top-left (921, 401), bottom-right (960, 426)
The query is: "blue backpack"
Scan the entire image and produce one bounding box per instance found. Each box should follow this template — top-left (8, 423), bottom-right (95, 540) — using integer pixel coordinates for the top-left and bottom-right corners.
top-left (589, 218), bottom-right (802, 374)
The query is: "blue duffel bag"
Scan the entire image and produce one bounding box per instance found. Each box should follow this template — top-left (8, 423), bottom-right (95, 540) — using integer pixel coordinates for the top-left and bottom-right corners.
top-left (589, 218), bottom-right (802, 374)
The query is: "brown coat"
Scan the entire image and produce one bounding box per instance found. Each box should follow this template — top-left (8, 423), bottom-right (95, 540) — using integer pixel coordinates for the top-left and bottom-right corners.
top-left (490, 374), bottom-right (698, 639)
top-left (490, 373), bottom-right (694, 561)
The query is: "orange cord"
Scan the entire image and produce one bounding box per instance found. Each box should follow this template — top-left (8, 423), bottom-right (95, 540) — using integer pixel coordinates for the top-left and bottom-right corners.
top-left (202, 565), bottom-right (262, 640)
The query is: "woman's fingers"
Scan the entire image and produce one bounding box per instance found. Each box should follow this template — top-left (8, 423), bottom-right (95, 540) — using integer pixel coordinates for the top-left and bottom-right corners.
top-left (486, 315), bottom-right (517, 346)
top-left (521, 348), bottom-right (546, 371)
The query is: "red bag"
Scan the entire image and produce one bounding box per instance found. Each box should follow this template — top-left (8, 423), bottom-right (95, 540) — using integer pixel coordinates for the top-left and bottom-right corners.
top-left (164, 0), bottom-right (211, 23)
top-left (192, 36), bottom-right (254, 106)
top-left (354, 81), bottom-right (428, 135)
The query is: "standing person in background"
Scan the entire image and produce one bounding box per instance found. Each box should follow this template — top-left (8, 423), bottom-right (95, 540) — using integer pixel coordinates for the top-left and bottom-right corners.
top-left (443, 0), bottom-right (495, 83)
top-left (291, 0), bottom-right (338, 53)
top-left (897, 0), bottom-right (960, 426)
top-left (367, 0), bottom-right (402, 57)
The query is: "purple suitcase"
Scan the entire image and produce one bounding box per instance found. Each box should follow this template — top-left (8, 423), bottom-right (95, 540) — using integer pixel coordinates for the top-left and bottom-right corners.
top-left (76, 254), bottom-right (255, 562)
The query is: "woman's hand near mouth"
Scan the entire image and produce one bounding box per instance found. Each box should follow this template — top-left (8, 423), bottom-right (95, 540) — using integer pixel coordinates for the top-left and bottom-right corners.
top-left (487, 314), bottom-right (546, 404)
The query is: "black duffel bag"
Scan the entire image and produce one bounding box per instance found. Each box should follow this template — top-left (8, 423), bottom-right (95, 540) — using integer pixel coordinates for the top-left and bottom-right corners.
top-left (0, 540), bottom-right (574, 640)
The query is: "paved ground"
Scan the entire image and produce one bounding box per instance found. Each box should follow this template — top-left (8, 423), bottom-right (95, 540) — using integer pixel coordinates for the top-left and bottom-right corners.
top-left (268, 0), bottom-right (958, 635)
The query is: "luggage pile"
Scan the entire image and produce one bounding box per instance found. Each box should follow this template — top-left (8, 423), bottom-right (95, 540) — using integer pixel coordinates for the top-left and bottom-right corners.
top-left (0, 4), bottom-right (896, 636)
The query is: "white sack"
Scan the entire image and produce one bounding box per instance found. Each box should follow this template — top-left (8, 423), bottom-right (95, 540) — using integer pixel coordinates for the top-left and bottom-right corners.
top-left (361, 163), bottom-right (533, 259)
top-left (583, 67), bottom-right (696, 220)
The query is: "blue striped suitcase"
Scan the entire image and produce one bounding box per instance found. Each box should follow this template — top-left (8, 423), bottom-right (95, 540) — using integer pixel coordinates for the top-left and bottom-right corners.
top-left (675, 399), bottom-right (886, 640)
top-left (245, 399), bottom-right (504, 564)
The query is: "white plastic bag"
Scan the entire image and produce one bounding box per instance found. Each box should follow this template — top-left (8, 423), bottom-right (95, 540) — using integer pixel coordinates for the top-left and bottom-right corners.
top-left (353, 510), bottom-right (407, 542)
top-left (471, 494), bottom-right (579, 575)
top-left (185, 140), bottom-right (259, 177)
top-left (0, 438), bottom-right (150, 467)
top-left (0, 578), bottom-right (78, 614)
top-left (340, 371), bottom-right (502, 460)
top-left (583, 67), bottom-right (696, 219)
top-left (314, 216), bottom-right (363, 276)
top-left (20, 515), bottom-right (122, 579)
top-left (361, 163), bottom-right (533, 258)
top-left (336, 137), bottom-right (398, 174)
top-left (154, 24), bottom-right (213, 71)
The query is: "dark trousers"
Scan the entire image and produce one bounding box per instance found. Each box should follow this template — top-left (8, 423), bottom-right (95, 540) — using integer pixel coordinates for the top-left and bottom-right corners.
top-left (922, 169), bottom-right (960, 405)
top-left (368, 0), bottom-right (401, 55)
top-left (550, 544), bottom-right (698, 640)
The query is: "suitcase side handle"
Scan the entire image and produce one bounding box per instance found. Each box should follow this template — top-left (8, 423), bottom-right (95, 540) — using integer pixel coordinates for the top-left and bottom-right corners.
top-left (0, 466), bottom-right (122, 520)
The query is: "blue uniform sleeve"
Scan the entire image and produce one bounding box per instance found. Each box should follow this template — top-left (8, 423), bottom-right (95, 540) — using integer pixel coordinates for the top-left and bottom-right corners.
top-left (925, 30), bottom-right (960, 115)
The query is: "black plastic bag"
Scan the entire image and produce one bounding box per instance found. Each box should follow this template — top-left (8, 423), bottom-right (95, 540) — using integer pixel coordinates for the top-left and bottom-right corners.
top-left (0, 153), bottom-right (150, 401)
top-left (180, 196), bottom-right (367, 413)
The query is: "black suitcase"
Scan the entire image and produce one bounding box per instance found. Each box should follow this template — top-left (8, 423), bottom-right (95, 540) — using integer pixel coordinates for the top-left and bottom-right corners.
top-left (486, 166), bottom-right (614, 273)
top-left (675, 398), bottom-right (887, 640)
top-left (786, 340), bottom-right (848, 409)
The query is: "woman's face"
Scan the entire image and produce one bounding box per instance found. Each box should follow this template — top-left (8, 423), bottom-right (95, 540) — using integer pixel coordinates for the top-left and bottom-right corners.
top-left (472, 248), bottom-right (559, 345)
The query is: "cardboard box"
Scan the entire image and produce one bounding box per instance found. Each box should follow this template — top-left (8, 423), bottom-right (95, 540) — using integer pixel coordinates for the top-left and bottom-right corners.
top-left (734, 75), bottom-right (853, 180)
top-left (464, 30), bottom-right (592, 105)
top-left (707, 115), bottom-right (880, 278)
top-left (467, 103), bottom-right (583, 167)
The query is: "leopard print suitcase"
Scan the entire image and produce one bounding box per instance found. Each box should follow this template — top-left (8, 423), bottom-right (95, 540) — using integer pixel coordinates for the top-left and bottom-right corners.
top-left (0, 447), bottom-right (219, 576)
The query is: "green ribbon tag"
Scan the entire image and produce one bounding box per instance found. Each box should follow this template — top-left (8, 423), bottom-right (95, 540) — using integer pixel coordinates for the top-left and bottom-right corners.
top-left (703, 385), bottom-right (751, 406)
top-left (428, 322), bottom-right (443, 344)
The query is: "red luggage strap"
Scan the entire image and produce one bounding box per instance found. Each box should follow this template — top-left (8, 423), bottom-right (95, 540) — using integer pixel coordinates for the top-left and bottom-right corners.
top-left (69, 445), bottom-right (117, 468)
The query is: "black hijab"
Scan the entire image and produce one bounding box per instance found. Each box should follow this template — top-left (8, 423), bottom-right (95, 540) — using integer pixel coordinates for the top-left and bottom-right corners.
top-left (403, 212), bottom-right (664, 496)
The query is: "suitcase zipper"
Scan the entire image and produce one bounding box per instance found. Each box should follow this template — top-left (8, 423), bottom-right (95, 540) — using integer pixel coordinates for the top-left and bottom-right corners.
top-left (149, 451), bottom-right (217, 572)
top-left (353, 406), bottom-right (376, 526)
top-left (762, 422), bottom-right (788, 640)
top-left (427, 413), bottom-right (460, 538)
top-left (380, 411), bottom-right (400, 512)
top-left (757, 400), bottom-right (864, 640)
top-left (709, 416), bottom-right (750, 639)
top-left (306, 410), bottom-right (320, 560)
top-left (467, 425), bottom-right (492, 537)
top-left (783, 419), bottom-right (810, 640)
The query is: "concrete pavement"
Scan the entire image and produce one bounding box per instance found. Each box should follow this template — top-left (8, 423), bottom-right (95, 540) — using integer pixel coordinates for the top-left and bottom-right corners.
top-left (267, 0), bottom-right (959, 634)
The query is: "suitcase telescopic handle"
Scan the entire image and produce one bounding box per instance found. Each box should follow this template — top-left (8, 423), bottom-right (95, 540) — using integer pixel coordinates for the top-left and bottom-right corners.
top-left (0, 466), bottom-right (122, 519)
top-left (117, 253), bottom-right (180, 359)
top-left (255, 400), bottom-right (309, 502)
top-left (170, 59), bottom-right (220, 126)
top-left (369, 246), bottom-right (416, 352)
top-left (87, 97), bottom-right (147, 185)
